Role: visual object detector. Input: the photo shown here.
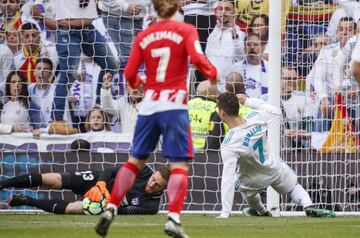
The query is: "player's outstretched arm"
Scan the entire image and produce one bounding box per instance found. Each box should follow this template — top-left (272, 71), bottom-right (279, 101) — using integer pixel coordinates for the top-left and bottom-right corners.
top-left (237, 94), bottom-right (282, 127)
top-left (218, 146), bottom-right (238, 218)
top-left (84, 168), bottom-right (119, 202)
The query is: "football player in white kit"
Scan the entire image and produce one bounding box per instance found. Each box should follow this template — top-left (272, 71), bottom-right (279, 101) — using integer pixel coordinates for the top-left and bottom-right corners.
top-left (216, 92), bottom-right (336, 218)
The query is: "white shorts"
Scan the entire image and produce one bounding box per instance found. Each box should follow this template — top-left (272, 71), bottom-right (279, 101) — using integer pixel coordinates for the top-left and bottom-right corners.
top-left (240, 162), bottom-right (298, 198)
top-left (270, 162), bottom-right (298, 194)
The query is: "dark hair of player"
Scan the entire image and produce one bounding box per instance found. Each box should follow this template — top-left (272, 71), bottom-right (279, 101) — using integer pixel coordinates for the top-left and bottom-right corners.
top-left (217, 92), bottom-right (239, 117)
top-left (156, 166), bottom-right (170, 182)
top-left (151, 0), bottom-right (179, 18)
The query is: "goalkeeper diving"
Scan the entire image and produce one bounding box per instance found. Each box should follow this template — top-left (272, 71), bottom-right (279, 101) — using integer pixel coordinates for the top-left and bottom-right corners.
top-left (216, 93), bottom-right (336, 218)
top-left (1, 164), bottom-right (169, 215)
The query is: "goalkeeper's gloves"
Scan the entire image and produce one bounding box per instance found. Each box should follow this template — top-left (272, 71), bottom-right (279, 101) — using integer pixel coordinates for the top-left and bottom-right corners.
top-left (84, 181), bottom-right (110, 202)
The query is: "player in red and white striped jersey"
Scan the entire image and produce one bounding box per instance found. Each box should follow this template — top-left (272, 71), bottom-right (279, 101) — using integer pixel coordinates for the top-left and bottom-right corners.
top-left (95, 0), bottom-right (218, 237)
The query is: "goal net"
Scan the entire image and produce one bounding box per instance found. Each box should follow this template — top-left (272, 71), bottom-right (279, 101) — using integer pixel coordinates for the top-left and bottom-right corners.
top-left (0, 0), bottom-right (360, 215)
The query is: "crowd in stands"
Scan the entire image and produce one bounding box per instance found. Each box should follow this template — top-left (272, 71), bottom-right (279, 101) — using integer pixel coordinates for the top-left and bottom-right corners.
top-left (0, 0), bottom-right (360, 152)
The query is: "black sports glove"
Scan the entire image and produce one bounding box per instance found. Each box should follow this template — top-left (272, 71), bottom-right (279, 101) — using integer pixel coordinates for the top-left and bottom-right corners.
top-left (79, 0), bottom-right (90, 8)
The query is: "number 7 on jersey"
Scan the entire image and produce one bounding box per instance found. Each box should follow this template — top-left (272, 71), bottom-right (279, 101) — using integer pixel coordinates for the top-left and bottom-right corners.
top-left (151, 47), bottom-right (170, 82)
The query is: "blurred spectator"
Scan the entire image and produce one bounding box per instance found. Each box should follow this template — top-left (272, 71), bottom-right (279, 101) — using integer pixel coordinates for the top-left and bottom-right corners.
top-left (0, 51), bottom-right (12, 98)
top-left (98, 0), bottom-right (150, 65)
top-left (0, 0), bottom-right (24, 31)
top-left (188, 80), bottom-right (224, 151)
top-left (0, 71), bottom-right (41, 136)
top-left (235, 0), bottom-right (290, 32)
top-left (100, 72), bottom-right (141, 134)
top-left (14, 22), bottom-right (58, 83)
top-left (352, 32), bottom-right (360, 84)
top-left (28, 58), bottom-right (56, 129)
top-left (49, 0), bottom-right (118, 135)
top-left (68, 54), bottom-right (100, 133)
top-left (225, 72), bottom-right (244, 95)
top-left (205, 0), bottom-right (245, 93)
top-left (327, 0), bottom-right (360, 42)
top-left (297, 34), bottom-right (331, 78)
top-left (281, 67), bottom-right (311, 148)
top-left (306, 17), bottom-right (356, 132)
top-left (182, 0), bottom-right (218, 90)
top-left (5, 25), bottom-right (20, 54)
top-left (22, 0), bottom-right (57, 41)
top-left (230, 32), bottom-right (269, 98)
top-left (29, 0), bottom-right (61, 42)
top-left (248, 14), bottom-right (269, 60)
top-left (84, 105), bottom-right (111, 133)
top-left (182, 0), bottom-right (217, 52)
top-left (0, 31), bottom-right (14, 96)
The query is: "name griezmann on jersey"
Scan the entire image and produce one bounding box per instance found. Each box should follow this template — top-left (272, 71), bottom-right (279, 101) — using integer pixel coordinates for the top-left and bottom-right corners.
top-left (140, 31), bottom-right (184, 49)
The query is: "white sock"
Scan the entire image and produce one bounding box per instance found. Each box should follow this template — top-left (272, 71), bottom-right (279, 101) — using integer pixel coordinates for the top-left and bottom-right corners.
top-left (243, 193), bottom-right (267, 215)
top-left (290, 184), bottom-right (313, 208)
top-left (168, 212), bottom-right (181, 224)
top-left (106, 203), bottom-right (118, 215)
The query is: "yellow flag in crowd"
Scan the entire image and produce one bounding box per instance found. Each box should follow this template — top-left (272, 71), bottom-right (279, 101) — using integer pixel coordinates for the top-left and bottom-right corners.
top-left (235, 0), bottom-right (291, 31)
top-left (319, 94), bottom-right (357, 153)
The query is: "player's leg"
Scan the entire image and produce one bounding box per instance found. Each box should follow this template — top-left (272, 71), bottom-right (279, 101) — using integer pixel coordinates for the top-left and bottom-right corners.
top-left (0, 173), bottom-right (61, 190)
top-left (271, 162), bottom-right (310, 208)
top-left (289, 183), bottom-right (336, 217)
top-left (272, 162), bottom-right (335, 218)
top-left (61, 171), bottom-right (98, 195)
top-left (96, 113), bottom-right (161, 237)
top-left (242, 192), bottom-right (272, 216)
top-left (161, 110), bottom-right (192, 238)
top-left (107, 157), bottom-right (146, 209)
top-left (8, 194), bottom-right (71, 214)
top-left (164, 162), bottom-right (190, 238)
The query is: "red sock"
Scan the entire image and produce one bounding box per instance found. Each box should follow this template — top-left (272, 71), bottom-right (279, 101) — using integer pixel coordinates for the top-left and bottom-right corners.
top-left (167, 168), bottom-right (188, 214)
top-left (109, 162), bottom-right (139, 207)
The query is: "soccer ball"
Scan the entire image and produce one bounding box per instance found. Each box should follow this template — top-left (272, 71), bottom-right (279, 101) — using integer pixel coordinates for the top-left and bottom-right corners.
top-left (82, 197), bottom-right (106, 215)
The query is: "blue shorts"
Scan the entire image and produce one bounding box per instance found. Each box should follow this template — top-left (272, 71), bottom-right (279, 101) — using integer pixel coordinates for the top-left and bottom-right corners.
top-left (131, 110), bottom-right (194, 162)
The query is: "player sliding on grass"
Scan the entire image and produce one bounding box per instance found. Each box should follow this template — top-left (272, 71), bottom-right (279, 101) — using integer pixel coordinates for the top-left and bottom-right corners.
top-left (95, 0), bottom-right (218, 237)
top-left (1, 165), bottom-right (169, 215)
top-left (216, 93), bottom-right (336, 218)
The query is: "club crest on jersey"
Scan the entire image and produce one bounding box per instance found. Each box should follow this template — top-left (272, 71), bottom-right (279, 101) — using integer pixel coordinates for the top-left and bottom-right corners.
top-left (245, 78), bottom-right (259, 89)
top-left (131, 197), bottom-right (140, 206)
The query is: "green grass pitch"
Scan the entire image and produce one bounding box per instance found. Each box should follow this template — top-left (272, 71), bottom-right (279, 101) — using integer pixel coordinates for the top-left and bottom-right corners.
top-left (0, 214), bottom-right (359, 238)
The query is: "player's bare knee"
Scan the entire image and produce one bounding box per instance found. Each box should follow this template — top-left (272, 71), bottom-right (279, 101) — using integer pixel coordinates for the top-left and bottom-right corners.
top-left (41, 173), bottom-right (62, 189)
top-left (65, 201), bottom-right (83, 214)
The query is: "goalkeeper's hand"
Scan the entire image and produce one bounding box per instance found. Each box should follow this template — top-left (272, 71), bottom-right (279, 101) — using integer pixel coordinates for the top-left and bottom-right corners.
top-left (84, 181), bottom-right (110, 202)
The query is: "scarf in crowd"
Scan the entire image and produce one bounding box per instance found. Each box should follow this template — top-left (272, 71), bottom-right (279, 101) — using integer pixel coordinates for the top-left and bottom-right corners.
top-left (0, 11), bottom-right (22, 31)
top-left (19, 47), bottom-right (41, 83)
